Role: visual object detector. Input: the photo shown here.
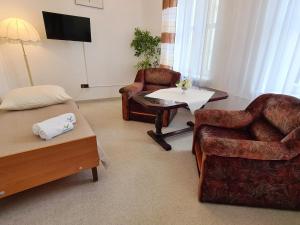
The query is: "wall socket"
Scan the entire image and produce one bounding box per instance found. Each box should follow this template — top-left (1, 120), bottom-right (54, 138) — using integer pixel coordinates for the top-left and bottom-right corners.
top-left (81, 84), bottom-right (90, 88)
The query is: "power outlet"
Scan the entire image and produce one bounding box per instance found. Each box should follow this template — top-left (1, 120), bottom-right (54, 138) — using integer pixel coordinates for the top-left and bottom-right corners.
top-left (81, 84), bottom-right (89, 89)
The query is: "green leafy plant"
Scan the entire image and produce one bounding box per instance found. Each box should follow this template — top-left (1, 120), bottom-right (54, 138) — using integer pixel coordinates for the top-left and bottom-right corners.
top-left (130, 28), bottom-right (161, 70)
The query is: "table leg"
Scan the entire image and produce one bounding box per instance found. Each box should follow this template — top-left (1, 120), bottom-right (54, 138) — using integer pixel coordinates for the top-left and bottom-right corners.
top-left (155, 110), bottom-right (163, 135)
top-left (147, 110), bottom-right (172, 151)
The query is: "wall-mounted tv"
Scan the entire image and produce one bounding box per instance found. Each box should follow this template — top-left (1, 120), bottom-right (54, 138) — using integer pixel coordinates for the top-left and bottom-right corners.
top-left (42, 11), bottom-right (91, 42)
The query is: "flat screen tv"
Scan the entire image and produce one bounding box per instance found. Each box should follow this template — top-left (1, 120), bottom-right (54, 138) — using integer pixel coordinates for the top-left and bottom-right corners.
top-left (42, 11), bottom-right (91, 42)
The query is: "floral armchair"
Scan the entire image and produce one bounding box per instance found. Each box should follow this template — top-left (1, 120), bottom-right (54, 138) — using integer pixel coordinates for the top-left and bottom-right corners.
top-left (193, 94), bottom-right (300, 210)
top-left (119, 68), bottom-right (181, 127)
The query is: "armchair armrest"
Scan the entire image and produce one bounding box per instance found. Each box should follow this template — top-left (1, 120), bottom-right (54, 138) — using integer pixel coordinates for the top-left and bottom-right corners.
top-left (119, 82), bottom-right (143, 98)
top-left (281, 128), bottom-right (300, 150)
top-left (282, 127), bottom-right (300, 142)
top-left (202, 138), bottom-right (300, 160)
top-left (194, 109), bottom-right (253, 130)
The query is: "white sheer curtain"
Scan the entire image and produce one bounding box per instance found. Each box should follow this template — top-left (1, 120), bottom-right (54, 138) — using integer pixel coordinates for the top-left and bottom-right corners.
top-left (173, 0), bottom-right (219, 85)
top-left (210, 0), bottom-right (300, 99)
top-left (175, 0), bottom-right (300, 99)
top-left (211, 0), bottom-right (300, 99)
top-left (253, 0), bottom-right (300, 98)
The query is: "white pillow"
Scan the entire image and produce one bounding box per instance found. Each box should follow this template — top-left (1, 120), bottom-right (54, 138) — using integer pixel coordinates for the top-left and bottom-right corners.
top-left (0, 85), bottom-right (72, 110)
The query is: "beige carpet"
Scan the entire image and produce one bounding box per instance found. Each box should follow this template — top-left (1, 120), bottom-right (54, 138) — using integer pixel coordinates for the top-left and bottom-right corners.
top-left (1, 98), bottom-right (299, 225)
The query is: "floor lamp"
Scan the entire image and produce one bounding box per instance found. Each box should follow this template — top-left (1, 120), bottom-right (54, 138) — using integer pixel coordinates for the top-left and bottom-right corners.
top-left (0, 18), bottom-right (40, 86)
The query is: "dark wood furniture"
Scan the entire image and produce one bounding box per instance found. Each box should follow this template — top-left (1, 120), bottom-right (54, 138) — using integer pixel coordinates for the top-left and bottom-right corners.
top-left (119, 68), bottom-right (181, 127)
top-left (133, 87), bottom-right (228, 151)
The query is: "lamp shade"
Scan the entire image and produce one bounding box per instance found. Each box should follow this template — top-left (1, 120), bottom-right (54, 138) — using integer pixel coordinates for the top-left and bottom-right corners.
top-left (0, 18), bottom-right (40, 42)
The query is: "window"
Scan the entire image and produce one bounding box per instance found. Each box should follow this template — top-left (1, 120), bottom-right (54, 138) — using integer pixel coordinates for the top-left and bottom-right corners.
top-left (173, 0), bottom-right (220, 84)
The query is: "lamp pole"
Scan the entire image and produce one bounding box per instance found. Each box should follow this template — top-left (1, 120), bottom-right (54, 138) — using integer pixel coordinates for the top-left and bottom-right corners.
top-left (20, 40), bottom-right (34, 86)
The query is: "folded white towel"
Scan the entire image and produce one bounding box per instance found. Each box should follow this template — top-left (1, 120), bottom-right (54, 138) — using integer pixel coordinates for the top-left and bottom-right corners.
top-left (32, 113), bottom-right (76, 140)
top-left (32, 113), bottom-right (76, 135)
top-left (38, 122), bottom-right (74, 140)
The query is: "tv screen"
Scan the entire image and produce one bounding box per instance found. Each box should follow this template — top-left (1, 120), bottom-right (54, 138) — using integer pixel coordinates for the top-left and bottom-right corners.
top-left (42, 11), bottom-right (91, 42)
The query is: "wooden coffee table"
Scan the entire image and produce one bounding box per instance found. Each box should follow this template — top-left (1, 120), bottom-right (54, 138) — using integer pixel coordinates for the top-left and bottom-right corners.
top-left (133, 87), bottom-right (228, 151)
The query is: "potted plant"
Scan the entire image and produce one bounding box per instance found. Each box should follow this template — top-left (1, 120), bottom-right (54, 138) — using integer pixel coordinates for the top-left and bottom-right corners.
top-left (130, 28), bottom-right (161, 70)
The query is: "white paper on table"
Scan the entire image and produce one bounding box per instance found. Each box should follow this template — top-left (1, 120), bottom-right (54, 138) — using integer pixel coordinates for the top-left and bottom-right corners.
top-left (146, 88), bottom-right (215, 114)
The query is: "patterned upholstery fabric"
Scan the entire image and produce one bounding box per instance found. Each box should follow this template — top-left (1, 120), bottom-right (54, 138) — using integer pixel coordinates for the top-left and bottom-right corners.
top-left (263, 97), bottom-right (300, 134)
top-left (144, 69), bottom-right (176, 85)
top-left (199, 126), bottom-right (252, 141)
top-left (249, 118), bottom-right (284, 141)
top-left (143, 68), bottom-right (180, 91)
top-left (119, 82), bottom-right (143, 98)
top-left (143, 84), bottom-right (169, 92)
top-left (193, 93), bottom-right (300, 209)
top-left (194, 109), bottom-right (253, 130)
top-left (200, 155), bottom-right (300, 210)
top-left (282, 127), bottom-right (300, 143)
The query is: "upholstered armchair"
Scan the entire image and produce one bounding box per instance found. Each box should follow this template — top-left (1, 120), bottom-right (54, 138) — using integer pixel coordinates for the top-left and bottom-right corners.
top-left (193, 94), bottom-right (300, 210)
top-left (119, 68), bottom-right (181, 127)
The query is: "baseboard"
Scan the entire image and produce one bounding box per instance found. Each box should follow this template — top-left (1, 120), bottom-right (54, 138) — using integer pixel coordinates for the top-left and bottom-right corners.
top-left (75, 96), bottom-right (121, 103)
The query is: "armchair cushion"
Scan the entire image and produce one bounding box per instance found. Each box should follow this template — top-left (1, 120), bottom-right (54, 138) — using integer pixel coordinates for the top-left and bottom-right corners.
top-left (144, 68), bottom-right (179, 86)
top-left (249, 118), bottom-right (284, 142)
top-left (145, 71), bottom-right (173, 85)
top-left (200, 126), bottom-right (252, 141)
top-left (263, 97), bottom-right (300, 135)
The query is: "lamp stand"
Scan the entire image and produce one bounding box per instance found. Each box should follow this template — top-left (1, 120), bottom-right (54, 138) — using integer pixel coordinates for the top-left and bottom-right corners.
top-left (20, 41), bottom-right (34, 86)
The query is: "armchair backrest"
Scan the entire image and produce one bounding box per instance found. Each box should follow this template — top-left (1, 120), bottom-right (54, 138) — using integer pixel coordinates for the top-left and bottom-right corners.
top-left (263, 95), bottom-right (300, 135)
top-left (247, 94), bottom-right (300, 137)
top-left (135, 68), bottom-right (181, 92)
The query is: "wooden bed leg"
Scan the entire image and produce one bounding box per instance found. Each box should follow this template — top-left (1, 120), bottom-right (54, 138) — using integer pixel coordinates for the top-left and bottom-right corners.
top-left (91, 167), bottom-right (98, 182)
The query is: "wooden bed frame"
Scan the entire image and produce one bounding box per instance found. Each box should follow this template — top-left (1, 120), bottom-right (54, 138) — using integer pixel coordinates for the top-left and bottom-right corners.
top-left (0, 135), bottom-right (100, 199)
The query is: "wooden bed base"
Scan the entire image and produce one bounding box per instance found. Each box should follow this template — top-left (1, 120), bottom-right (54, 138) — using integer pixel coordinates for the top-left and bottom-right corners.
top-left (0, 136), bottom-right (100, 199)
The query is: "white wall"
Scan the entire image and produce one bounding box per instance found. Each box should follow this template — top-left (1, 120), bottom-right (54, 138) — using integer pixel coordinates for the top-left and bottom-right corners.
top-left (0, 0), bottom-right (162, 100)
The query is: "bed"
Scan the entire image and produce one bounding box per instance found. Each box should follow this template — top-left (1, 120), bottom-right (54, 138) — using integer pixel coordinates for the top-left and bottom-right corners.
top-left (0, 100), bottom-right (100, 199)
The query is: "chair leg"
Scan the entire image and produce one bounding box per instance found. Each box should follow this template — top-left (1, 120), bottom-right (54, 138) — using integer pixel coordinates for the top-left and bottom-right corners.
top-left (91, 167), bottom-right (98, 182)
top-left (122, 94), bottom-right (130, 120)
